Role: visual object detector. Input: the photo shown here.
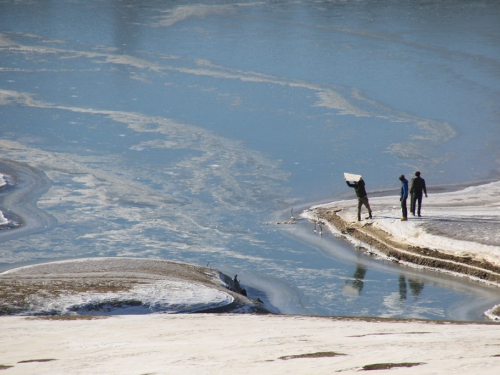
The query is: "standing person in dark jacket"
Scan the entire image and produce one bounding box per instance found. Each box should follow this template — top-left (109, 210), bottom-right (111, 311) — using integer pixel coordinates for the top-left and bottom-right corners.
top-left (399, 175), bottom-right (409, 221)
top-left (410, 171), bottom-right (427, 217)
top-left (345, 177), bottom-right (373, 221)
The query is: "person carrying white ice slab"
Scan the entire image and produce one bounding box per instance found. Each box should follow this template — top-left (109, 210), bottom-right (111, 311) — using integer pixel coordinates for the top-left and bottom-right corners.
top-left (344, 173), bottom-right (373, 221)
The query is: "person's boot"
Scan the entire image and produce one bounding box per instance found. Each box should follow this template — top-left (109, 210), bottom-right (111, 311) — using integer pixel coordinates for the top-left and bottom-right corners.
top-left (369, 211), bottom-right (373, 219)
top-left (357, 216), bottom-right (361, 221)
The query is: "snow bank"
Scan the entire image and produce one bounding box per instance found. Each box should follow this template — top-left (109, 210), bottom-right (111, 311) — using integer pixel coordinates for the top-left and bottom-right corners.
top-left (1, 314), bottom-right (500, 374)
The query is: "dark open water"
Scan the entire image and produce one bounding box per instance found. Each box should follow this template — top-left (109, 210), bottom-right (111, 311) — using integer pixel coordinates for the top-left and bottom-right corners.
top-left (1, 0), bottom-right (500, 320)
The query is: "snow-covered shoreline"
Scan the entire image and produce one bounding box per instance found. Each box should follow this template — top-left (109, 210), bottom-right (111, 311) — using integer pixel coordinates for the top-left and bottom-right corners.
top-left (0, 173), bottom-right (8, 226)
top-left (0, 162), bottom-right (55, 239)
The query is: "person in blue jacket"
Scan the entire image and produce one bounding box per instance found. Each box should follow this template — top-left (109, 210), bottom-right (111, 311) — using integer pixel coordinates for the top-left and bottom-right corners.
top-left (399, 175), bottom-right (409, 221)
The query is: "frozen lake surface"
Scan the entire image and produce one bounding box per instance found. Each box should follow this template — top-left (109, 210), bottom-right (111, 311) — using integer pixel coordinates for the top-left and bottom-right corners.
top-left (1, 0), bottom-right (500, 320)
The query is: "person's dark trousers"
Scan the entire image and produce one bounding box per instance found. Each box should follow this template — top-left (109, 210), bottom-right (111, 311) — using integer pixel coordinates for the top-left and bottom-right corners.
top-left (411, 192), bottom-right (423, 216)
top-left (401, 198), bottom-right (407, 219)
top-left (357, 196), bottom-right (372, 220)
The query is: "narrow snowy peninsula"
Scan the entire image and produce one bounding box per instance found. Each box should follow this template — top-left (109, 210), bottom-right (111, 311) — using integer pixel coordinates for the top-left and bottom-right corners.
top-left (303, 180), bottom-right (500, 318)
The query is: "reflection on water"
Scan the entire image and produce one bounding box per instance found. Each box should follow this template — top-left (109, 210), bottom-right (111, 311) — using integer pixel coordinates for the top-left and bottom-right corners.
top-left (409, 278), bottom-right (425, 299)
top-left (0, 0), bottom-right (500, 320)
top-left (399, 275), bottom-right (408, 301)
top-left (399, 275), bottom-right (425, 302)
top-left (343, 264), bottom-right (425, 303)
top-left (343, 264), bottom-right (367, 296)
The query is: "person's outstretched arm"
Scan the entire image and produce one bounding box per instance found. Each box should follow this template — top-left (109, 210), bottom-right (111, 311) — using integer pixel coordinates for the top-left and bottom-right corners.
top-left (346, 180), bottom-right (355, 188)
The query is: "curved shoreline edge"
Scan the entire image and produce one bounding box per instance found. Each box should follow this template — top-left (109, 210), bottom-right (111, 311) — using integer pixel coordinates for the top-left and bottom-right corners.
top-left (0, 158), bottom-right (57, 241)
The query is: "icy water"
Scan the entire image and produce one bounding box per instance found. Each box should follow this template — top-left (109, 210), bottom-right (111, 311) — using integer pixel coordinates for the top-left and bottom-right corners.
top-left (1, 0), bottom-right (500, 320)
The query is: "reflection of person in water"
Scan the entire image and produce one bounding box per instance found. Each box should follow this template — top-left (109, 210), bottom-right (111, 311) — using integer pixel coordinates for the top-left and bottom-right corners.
top-left (408, 278), bottom-right (425, 297)
top-left (343, 264), bottom-right (367, 295)
top-left (399, 275), bottom-right (407, 301)
top-left (399, 275), bottom-right (425, 301)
